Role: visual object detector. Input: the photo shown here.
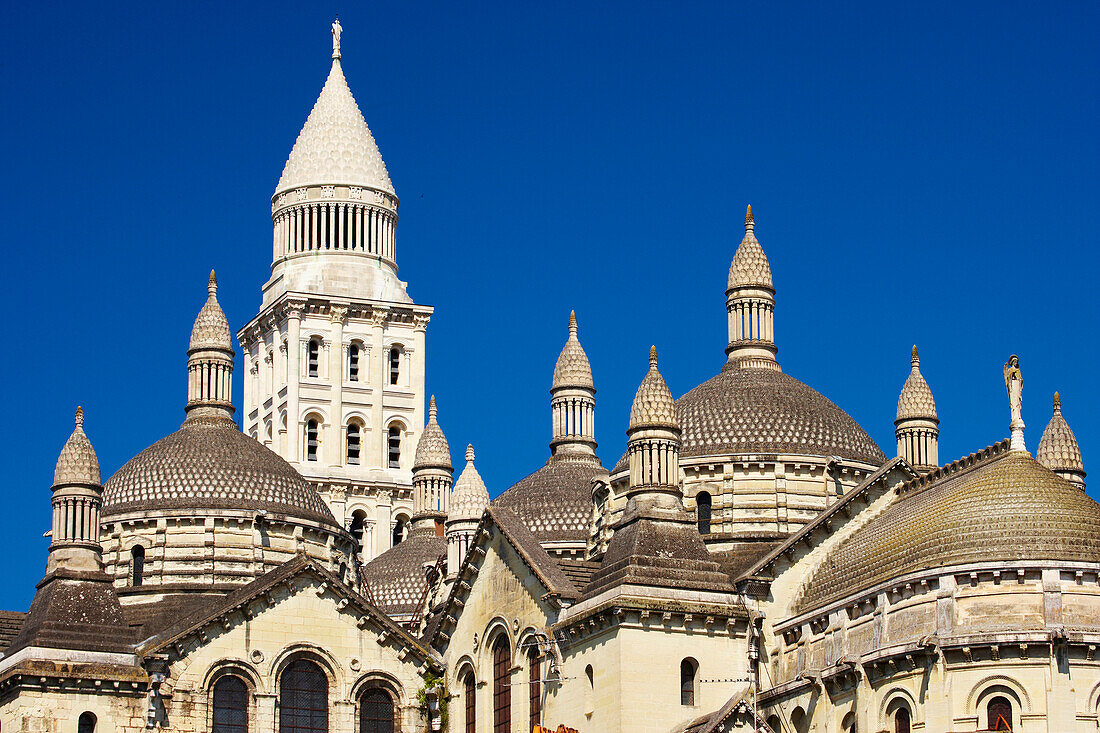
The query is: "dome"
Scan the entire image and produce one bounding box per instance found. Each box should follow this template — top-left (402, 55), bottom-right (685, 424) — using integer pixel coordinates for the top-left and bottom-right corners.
top-left (896, 345), bottom-right (937, 421)
top-left (103, 415), bottom-right (338, 528)
top-left (493, 454), bottom-right (605, 545)
top-left (675, 364), bottom-right (885, 464)
top-left (449, 445), bottom-right (489, 522)
top-left (54, 407), bottom-right (100, 486)
top-left (798, 446), bottom-right (1100, 613)
top-left (727, 206), bottom-right (772, 290)
top-left (275, 57), bottom-right (394, 197)
top-left (552, 311), bottom-right (595, 390)
top-left (1037, 392), bottom-right (1085, 475)
top-left (413, 396), bottom-right (452, 471)
top-left (362, 527), bottom-right (445, 617)
top-left (189, 271), bottom-right (232, 352)
top-left (629, 347), bottom-right (678, 430)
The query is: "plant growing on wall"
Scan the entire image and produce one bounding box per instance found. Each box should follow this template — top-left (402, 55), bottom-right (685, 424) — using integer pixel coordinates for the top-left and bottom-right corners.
top-left (416, 671), bottom-right (448, 731)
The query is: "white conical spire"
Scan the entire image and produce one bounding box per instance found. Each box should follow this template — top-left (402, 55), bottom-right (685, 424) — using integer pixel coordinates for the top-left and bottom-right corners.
top-left (274, 22), bottom-right (394, 197)
top-left (187, 270), bottom-right (235, 419)
top-left (894, 345), bottom-right (939, 471)
top-left (726, 205), bottom-right (779, 369)
top-left (550, 310), bottom-right (598, 457)
top-left (48, 407), bottom-right (105, 573)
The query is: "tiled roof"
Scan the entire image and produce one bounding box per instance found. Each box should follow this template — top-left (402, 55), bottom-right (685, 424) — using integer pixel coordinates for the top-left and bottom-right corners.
top-left (362, 527), bottom-right (445, 617)
top-left (727, 205), bottom-right (772, 290)
top-left (275, 57), bottom-right (394, 196)
top-left (449, 445), bottom-right (489, 522)
top-left (0, 611), bottom-right (26, 653)
top-left (629, 347), bottom-right (678, 429)
top-left (798, 445), bottom-right (1100, 613)
top-left (896, 346), bottom-right (937, 421)
top-left (493, 454), bottom-right (605, 545)
top-left (1037, 392), bottom-right (1085, 475)
top-left (103, 415), bottom-right (339, 528)
top-left (53, 407), bottom-right (100, 486)
top-left (189, 271), bottom-right (232, 352)
top-left (413, 396), bottom-right (452, 471)
top-left (551, 311), bottom-right (594, 390)
top-left (555, 558), bottom-right (601, 590)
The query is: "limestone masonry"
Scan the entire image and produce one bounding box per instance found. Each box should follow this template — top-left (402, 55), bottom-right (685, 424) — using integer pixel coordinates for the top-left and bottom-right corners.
top-left (0, 20), bottom-right (1092, 733)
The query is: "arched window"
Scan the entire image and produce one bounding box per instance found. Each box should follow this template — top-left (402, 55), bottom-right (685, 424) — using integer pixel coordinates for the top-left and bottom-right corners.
top-left (791, 707), bottom-right (809, 733)
top-left (528, 646), bottom-right (541, 729)
top-left (306, 419), bottom-right (320, 462)
top-left (492, 636), bottom-right (511, 733)
top-left (841, 711), bottom-right (856, 733)
top-left (392, 516), bottom-right (408, 547)
top-left (78, 712), bottom-right (96, 733)
top-left (387, 426), bottom-right (401, 468)
top-left (988, 697), bottom-right (1011, 730)
top-left (893, 707), bottom-right (910, 733)
top-left (348, 344), bottom-right (361, 382)
top-left (766, 715), bottom-right (781, 733)
top-left (696, 492), bottom-right (712, 534)
top-left (359, 688), bottom-right (394, 733)
top-left (680, 658), bottom-right (697, 706)
top-left (131, 545), bottom-right (145, 587)
top-left (279, 659), bottom-right (328, 733)
top-left (347, 423), bottom-right (361, 465)
top-left (584, 664), bottom-right (594, 715)
top-left (388, 347), bottom-right (401, 386)
top-left (350, 510), bottom-right (367, 548)
top-left (307, 338), bottom-right (321, 378)
top-left (213, 675), bottom-right (249, 733)
top-left (464, 671), bottom-right (476, 733)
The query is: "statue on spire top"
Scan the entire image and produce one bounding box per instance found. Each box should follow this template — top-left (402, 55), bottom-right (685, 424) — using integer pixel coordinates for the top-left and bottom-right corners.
top-left (1003, 355), bottom-right (1026, 452)
top-left (331, 17), bottom-right (343, 59)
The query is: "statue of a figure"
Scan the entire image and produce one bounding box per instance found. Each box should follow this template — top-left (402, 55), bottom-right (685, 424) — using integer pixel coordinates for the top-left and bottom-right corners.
top-left (1003, 354), bottom-right (1026, 451)
top-left (331, 17), bottom-right (343, 58)
top-left (1003, 355), bottom-right (1023, 423)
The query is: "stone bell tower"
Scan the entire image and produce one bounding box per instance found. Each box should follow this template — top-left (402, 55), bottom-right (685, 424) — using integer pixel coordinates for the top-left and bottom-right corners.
top-left (237, 22), bottom-right (431, 562)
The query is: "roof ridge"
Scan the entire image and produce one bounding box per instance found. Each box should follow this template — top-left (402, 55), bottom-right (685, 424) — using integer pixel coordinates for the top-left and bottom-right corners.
top-left (897, 439), bottom-right (1011, 496)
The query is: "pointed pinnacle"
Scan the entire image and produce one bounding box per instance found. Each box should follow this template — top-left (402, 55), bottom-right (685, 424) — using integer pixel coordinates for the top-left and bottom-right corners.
top-left (569, 310), bottom-right (578, 337)
top-left (911, 345), bottom-right (920, 366)
top-left (75, 406), bottom-right (84, 428)
top-left (1054, 392), bottom-right (1061, 411)
top-left (429, 395), bottom-right (438, 421)
top-left (745, 204), bottom-right (754, 231)
top-left (649, 345), bottom-right (658, 368)
top-left (465, 444), bottom-right (475, 463)
top-left (208, 269), bottom-right (218, 296)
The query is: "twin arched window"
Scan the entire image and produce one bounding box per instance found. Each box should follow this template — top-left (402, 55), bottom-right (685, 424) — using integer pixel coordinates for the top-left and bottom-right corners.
top-left (680, 658), bottom-right (697, 706)
top-left (696, 492), bottom-right (712, 534)
top-left (492, 637), bottom-right (511, 733)
top-left (213, 675), bottom-right (248, 733)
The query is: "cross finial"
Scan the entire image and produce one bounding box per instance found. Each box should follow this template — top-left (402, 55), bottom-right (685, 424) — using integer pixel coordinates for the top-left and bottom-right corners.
top-left (331, 17), bottom-right (343, 59)
top-left (568, 310), bottom-right (578, 337)
top-left (649, 345), bottom-right (658, 368)
top-left (208, 269), bottom-right (217, 296)
top-left (75, 406), bottom-right (84, 428)
top-left (465, 444), bottom-right (475, 463)
top-left (745, 204), bottom-right (754, 232)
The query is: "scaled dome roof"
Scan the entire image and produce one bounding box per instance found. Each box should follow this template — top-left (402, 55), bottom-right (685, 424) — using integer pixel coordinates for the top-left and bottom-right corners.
top-left (629, 347), bottom-right (678, 430)
top-left (275, 57), bottom-right (394, 197)
top-left (727, 206), bottom-right (773, 290)
top-left (673, 364), bottom-right (886, 465)
top-left (896, 346), bottom-right (937, 421)
top-left (362, 528), bottom-right (445, 617)
top-left (449, 445), bottom-right (489, 522)
top-left (799, 447), bottom-right (1100, 613)
top-left (413, 396), bottom-right (452, 472)
top-left (103, 416), bottom-right (339, 529)
top-left (493, 454), bottom-right (605, 545)
top-left (1037, 393), bottom-right (1085, 475)
top-left (189, 272), bottom-right (232, 352)
top-left (54, 407), bottom-right (100, 486)
top-left (552, 311), bottom-right (595, 390)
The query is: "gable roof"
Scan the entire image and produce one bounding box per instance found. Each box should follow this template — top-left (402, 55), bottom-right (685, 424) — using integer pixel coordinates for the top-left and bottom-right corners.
top-left (738, 457), bottom-right (916, 581)
top-left (140, 554), bottom-right (439, 670)
top-left (426, 506), bottom-right (579, 652)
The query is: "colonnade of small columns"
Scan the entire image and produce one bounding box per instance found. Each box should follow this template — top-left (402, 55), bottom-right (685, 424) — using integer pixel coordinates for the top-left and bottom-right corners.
top-left (187, 355), bottom-right (234, 408)
top-left (52, 493), bottom-right (101, 546)
top-left (413, 473), bottom-right (451, 515)
top-left (551, 395), bottom-right (595, 444)
top-left (628, 437), bottom-right (681, 489)
top-left (897, 426), bottom-right (939, 470)
top-left (728, 298), bottom-right (774, 343)
top-left (273, 202), bottom-right (396, 261)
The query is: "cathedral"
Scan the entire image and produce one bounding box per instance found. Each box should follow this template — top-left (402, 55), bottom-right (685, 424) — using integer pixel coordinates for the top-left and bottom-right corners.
top-left (1, 21), bottom-right (1096, 733)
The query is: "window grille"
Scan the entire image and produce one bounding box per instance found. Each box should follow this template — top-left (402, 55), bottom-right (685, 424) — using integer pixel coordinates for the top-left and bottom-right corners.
top-left (493, 638), bottom-right (511, 733)
top-left (696, 492), bottom-right (712, 534)
top-left (359, 688), bottom-right (394, 733)
top-left (279, 660), bottom-right (328, 733)
top-left (464, 672), bottom-right (476, 733)
top-left (528, 647), bottom-right (541, 729)
top-left (680, 659), bottom-right (697, 706)
top-left (213, 675), bottom-right (249, 733)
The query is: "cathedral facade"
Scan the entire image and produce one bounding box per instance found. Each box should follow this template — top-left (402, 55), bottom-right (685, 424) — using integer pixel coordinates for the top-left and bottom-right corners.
top-left (0, 22), bottom-right (1095, 733)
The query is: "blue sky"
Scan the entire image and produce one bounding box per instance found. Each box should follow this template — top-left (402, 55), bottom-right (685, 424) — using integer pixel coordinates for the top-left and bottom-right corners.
top-left (1, 2), bottom-right (1097, 609)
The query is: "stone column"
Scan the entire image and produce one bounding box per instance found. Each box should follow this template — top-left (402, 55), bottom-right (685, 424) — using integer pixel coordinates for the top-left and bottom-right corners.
top-left (286, 302), bottom-right (304, 463)
top-left (329, 307), bottom-right (347, 467)
top-left (374, 490), bottom-right (392, 559)
top-left (368, 309), bottom-right (388, 470)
